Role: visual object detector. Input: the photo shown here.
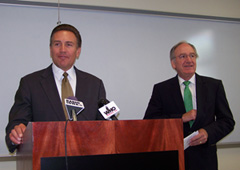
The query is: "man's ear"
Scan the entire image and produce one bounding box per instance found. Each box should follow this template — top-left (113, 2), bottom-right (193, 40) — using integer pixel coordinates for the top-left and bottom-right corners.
top-left (171, 59), bottom-right (176, 69)
top-left (49, 45), bottom-right (53, 58)
top-left (76, 47), bottom-right (81, 59)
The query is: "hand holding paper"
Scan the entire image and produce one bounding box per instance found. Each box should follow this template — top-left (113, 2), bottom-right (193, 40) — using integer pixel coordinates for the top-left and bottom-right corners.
top-left (184, 131), bottom-right (199, 150)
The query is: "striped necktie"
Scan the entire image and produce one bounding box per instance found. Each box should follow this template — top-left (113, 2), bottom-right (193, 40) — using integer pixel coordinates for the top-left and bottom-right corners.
top-left (183, 81), bottom-right (194, 127)
top-left (61, 72), bottom-right (74, 120)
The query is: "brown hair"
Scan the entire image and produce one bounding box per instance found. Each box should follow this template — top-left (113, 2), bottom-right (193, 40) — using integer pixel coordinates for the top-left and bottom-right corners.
top-left (50, 24), bottom-right (82, 48)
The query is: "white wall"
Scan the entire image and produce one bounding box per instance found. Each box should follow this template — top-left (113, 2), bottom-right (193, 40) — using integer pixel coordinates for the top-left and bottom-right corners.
top-left (1, 2), bottom-right (240, 154)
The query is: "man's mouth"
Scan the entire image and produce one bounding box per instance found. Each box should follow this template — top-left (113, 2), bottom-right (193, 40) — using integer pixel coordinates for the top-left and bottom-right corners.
top-left (59, 55), bottom-right (68, 59)
top-left (184, 65), bottom-right (193, 68)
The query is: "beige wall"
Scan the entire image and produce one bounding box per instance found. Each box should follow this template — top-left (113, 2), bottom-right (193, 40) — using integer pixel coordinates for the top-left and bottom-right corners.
top-left (20, 0), bottom-right (240, 18)
top-left (0, 161), bottom-right (15, 170)
top-left (218, 148), bottom-right (240, 170)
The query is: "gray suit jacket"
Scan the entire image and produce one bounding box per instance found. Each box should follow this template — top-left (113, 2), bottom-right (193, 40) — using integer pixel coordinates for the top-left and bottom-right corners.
top-left (6, 64), bottom-right (106, 153)
top-left (144, 73), bottom-right (235, 170)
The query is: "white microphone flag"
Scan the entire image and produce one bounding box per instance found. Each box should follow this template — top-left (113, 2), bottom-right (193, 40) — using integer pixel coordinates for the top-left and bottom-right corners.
top-left (65, 98), bottom-right (84, 120)
top-left (98, 101), bottom-right (120, 119)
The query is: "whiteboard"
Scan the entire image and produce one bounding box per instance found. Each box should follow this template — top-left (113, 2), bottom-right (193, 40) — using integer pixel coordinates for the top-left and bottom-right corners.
top-left (0, 4), bottom-right (239, 156)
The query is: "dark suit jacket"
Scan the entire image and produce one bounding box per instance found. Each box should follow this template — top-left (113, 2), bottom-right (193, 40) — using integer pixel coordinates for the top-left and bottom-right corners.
top-left (144, 73), bottom-right (235, 170)
top-left (6, 64), bottom-right (106, 153)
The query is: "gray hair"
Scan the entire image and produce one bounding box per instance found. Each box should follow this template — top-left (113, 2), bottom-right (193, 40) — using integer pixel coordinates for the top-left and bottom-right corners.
top-left (170, 41), bottom-right (198, 60)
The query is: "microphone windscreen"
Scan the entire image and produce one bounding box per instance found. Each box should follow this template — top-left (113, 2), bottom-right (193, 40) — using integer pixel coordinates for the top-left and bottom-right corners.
top-left (68, 96), bottom-right (78, 100)
top-left (98, 98), bottom-right (110, 108)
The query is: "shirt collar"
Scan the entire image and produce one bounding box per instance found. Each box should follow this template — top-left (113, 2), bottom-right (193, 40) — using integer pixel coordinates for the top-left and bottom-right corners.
top-left (178, 74), bottom-right (196, 86)
top-left (52, 63), bottom-right (75, 81)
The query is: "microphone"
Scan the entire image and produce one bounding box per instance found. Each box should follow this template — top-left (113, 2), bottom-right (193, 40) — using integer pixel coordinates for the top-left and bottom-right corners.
top-left (98, 99), bottom-right (119, 120)
top-left (64, 97), bottom-right (84, 121)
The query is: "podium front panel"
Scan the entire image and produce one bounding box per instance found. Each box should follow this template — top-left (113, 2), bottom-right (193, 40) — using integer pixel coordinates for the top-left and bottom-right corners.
top-left (41, 151), bottom-right (179, 170)
top-left (17, 119), bottom-right (184, 170)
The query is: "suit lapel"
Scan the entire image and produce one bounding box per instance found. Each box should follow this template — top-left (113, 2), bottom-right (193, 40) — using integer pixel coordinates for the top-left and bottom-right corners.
top-left (171, 76), bottom-right (186, 113)
top-left (194, 74), bottom-right (207, 127)
top-left (74, 67), bottom-right (90, 102)
top-left (75, 68), bottom-right (85, 100)
top-left (40, 65), bottom-right (66, 120)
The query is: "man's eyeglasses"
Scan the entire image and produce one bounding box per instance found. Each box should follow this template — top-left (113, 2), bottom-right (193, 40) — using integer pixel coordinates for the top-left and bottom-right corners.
top-left (177, 53), bottom-right (197, 59)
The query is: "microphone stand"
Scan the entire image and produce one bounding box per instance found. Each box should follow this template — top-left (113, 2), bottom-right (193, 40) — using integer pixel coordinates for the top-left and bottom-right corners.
top-left (64, 119), bottom-right (70, 170)
top-left (72, 109), bottom-right (77, 121)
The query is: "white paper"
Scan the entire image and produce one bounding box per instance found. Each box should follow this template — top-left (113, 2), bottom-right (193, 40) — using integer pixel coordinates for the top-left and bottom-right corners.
top-left (184, 131), bottom-right (199, 150)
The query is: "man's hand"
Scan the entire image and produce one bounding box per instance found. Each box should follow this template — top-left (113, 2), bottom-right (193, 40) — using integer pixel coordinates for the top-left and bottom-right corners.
top-left (190, 128), bottom-right (208, 146)
top-left (9, 123), bottom-right (26, 145)
top-left (182, 109), bottom-right (197, 123)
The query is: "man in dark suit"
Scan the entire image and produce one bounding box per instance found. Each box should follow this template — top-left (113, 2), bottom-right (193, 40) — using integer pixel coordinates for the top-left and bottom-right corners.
top-left (144, 41), bottom-right (235, 170)
top-left (6, 24), bottom-right (106, 153)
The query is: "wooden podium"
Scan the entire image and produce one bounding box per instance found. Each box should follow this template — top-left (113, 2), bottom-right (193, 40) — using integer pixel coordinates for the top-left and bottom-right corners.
top-left (17, 119), bottom-right (184, 170)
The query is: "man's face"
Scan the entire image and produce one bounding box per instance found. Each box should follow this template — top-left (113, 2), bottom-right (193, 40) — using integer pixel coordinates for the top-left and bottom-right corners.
top-left (50, 30), bottom-right (81, 71)
top-left (171, 43), bottom-right (197, 80)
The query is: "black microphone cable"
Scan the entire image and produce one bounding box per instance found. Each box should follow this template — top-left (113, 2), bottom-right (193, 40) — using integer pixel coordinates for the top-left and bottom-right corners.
top-left (64, 119), bottom-right (70, 170)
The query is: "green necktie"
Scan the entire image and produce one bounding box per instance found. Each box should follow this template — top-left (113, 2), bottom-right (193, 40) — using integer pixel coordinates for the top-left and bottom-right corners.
top-left (62, 72), bottom-right (74, 120)
top-left (183, 81), bottom-right (194, 127)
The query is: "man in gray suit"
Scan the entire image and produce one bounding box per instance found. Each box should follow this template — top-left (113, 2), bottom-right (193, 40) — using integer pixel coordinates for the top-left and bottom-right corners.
top-left (6, 24), bottom-right (106, 153)
top-left (144, 41), bottom-right (235, 170)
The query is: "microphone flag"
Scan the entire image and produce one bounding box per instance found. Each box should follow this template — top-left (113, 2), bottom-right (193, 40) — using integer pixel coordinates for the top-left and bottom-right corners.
top-left (98, 101), bottom-right (120, 120)
top-left (65, 98), bottom-right (84, 120)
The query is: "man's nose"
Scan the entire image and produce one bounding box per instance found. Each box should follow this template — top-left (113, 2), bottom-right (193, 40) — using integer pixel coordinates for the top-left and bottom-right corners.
top-left (185, 55), bottom-right (192, 61)
top-left (60, 45), bottom-right (66, 51)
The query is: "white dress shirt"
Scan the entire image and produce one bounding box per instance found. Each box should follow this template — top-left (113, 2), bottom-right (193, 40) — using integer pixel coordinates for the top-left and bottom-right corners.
top-left (178, 74), bottom-right (197, 110)
top-left (52, 63), bottom-right (76, 100)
